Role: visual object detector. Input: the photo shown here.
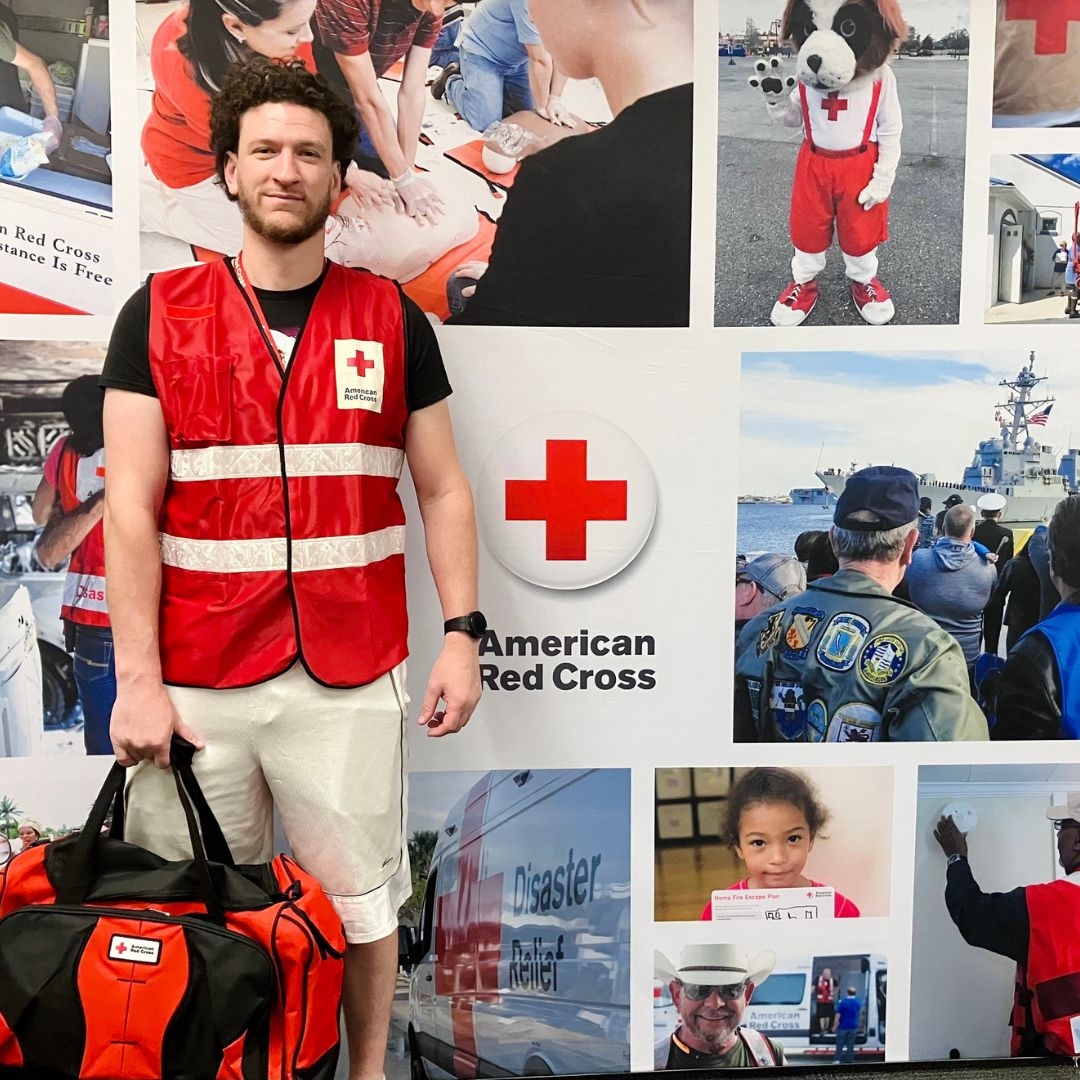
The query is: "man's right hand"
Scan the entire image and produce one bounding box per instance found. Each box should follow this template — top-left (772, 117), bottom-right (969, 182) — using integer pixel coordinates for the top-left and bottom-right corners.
top-left (933, 815), bottom-right (968, 860)
top-left (110, 683), bottom-right (204, 769)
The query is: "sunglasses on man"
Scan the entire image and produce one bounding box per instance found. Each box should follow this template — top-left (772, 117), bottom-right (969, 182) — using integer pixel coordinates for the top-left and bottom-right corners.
top-left (679, 979), bottom-right (749, 1001)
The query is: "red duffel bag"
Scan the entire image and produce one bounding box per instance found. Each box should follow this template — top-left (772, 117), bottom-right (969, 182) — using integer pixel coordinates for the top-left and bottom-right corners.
top-left (0, 739), bottom-right (345, 1080)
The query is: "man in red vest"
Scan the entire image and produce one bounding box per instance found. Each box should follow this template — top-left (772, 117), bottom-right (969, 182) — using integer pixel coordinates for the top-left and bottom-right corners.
top-left (100, 58), bottom-right (482, 1080)
top-left (33, 374), bottom-right (113, 755)
top-left (935, 802), bottom-right (1080, 1056)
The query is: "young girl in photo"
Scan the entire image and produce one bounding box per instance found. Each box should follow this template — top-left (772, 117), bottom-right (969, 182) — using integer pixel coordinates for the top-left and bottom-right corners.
top-left (700, 767), bottom-right (860, 919)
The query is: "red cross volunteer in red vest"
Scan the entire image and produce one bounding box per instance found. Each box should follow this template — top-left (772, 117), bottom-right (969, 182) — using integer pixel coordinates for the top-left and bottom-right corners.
top-left (935, 803), bottom-right (1080, 1057)
top-left (100, 57), bottom-right (482, 1080)
top-left (33, 374), bottom-right (116, 757)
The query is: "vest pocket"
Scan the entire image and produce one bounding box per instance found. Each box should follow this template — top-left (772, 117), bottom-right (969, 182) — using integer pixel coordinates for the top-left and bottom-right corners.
top-left (159, 355), bottom-right (233, 444)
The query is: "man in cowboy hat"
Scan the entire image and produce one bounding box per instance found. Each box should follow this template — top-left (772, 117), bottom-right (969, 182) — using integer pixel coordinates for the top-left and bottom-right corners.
top-left (657, 943), bottom-right (784, 1068)
top-left (934, 794), bottom-right (1080, 1056)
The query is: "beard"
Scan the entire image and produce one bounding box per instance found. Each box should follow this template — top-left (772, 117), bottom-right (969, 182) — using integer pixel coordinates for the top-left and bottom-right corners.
top-left (237, 184), bottom-right (332, 245)
top-left (683, 1009), bottom-right (739, 1051)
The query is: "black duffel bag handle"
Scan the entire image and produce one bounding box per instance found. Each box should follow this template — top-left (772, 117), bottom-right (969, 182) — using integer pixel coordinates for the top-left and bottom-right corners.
top-left (57, 737), bottom-right (236, 920)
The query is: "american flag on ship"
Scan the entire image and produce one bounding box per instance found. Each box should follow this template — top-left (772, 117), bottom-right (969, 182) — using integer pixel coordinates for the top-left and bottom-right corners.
top-left (1029, 404), bottom-right (1053, 426)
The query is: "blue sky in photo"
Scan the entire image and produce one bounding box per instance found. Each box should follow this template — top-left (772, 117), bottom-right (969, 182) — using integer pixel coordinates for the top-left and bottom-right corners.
top-left (1025, 156), bottom-right (1080, 185)
top-left (742, 352), bottom-right (993, 389)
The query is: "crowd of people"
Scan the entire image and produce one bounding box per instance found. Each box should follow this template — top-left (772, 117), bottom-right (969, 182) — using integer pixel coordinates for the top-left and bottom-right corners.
top-left (735, 465), bottom-right (1080, 741)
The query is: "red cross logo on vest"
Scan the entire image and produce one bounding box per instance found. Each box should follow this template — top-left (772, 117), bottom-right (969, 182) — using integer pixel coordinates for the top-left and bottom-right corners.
top-left (434, 777), bottom-right (503, 1076)
top-left (334, 338), bottom-right (385, 412)
top-left (115, 942), bottom-right (127, 954)
top-left (348, 349), bottom-right (376, 377)
top-left (505, 440), bottom-right (627, 561)
top-left (822, 91), bottom-right (848, 121)
top-left (477, 412), bottom-right (658, 590)
top-left (1005, 0), bottom-right (1080, 55)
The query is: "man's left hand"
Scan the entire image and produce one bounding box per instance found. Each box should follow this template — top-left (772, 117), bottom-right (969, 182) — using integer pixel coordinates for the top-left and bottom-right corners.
top-left (933, 815), bottom-right (968, 859)
top-left (417, 635), bottom-right (481, 737)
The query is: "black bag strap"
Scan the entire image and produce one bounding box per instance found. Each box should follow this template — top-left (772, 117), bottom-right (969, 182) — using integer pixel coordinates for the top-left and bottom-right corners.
top-left (57, 738), bottom-right (230, 920)
top-left (168, 738), bottom-right (235, 868)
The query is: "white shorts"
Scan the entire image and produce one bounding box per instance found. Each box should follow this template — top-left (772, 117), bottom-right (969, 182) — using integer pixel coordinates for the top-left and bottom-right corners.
top-left (124, 661), bottom-right (411, 944)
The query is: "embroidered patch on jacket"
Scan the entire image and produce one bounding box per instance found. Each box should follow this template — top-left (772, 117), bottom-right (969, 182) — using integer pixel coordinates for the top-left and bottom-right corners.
top-left (757, 610), bottom-right (784, 655)
top-left (858, 633), bottom-right (908, 685)
top-left (782, 607), bottom-right (825, 661)
top-left (769, 680), bottom-right (808, 741)
top-left (826, 702), bottom-right (883, 742)
top-left (816, 613), bottom-right (871, 672)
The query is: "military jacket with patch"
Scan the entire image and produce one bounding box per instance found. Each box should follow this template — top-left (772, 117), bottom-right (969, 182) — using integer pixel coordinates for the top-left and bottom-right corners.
top-left (734, 569), bottom-right (989, 742)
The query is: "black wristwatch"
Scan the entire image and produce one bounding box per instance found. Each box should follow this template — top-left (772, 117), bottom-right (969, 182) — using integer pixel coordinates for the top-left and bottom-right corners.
top-left (444, 611), bottom-right (488, 640)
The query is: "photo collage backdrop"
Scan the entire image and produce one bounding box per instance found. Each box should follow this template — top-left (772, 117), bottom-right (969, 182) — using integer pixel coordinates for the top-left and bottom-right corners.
top-left (2, 0), bottom-right (1080, 1075)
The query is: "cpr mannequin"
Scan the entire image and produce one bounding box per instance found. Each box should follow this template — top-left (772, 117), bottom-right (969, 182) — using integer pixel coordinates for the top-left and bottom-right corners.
top-left (325, 184), bottom-right (478, 281)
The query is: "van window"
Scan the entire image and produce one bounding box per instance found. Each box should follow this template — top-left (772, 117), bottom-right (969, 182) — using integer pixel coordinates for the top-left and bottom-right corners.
top-left (750, 974), bottom-right (806, 1005)
top-left (417, 867), bottom-right (437, 958)
top-left (438, 851), bottom-right (458, 897)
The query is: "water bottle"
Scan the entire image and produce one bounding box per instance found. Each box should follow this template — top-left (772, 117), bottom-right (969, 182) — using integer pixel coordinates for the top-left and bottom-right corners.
top-left (0, 134), bottom-right (49, 180)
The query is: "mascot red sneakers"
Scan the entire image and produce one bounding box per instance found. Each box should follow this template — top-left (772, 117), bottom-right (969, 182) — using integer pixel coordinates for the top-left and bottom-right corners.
top-left (749, 0), bottom-right (908, 326)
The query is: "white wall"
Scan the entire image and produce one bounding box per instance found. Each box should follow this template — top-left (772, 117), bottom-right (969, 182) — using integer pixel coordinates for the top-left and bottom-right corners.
top-left (909, 794), bottom-right (1057, 1060)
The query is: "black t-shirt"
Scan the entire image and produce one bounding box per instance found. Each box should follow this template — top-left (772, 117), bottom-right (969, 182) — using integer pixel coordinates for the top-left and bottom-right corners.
top-left (101, 262), bottom-right (452, 413)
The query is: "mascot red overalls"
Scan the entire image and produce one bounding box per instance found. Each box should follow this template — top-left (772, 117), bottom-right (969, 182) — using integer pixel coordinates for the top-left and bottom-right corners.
top-left (750, 0), bottom-right (907, 326)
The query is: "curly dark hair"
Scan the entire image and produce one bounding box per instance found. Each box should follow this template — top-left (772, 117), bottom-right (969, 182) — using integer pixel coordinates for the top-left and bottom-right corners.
top-left (1049, 496), bottom-right (1080, 592)
top-left (210, 57), bottom-right (358, 197)
top-left (721, 767), bottom-right (830, 847)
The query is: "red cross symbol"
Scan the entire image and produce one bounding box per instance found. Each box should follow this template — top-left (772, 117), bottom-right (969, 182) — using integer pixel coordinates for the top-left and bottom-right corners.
top-left (435, 777), bottom-right (503, 1076)
top-left (1005, 0), bottom-right (1080, 55)
top-left (822, 91), bottom-right (848, 121)
top-left (347, 349), bottom-right (375, 377)
top-left (504, 439), bottom-right (628, 561)
top-left (115, 941), bottom-right (127, 954)
top-left (95, 465), bottom-right (105, 479)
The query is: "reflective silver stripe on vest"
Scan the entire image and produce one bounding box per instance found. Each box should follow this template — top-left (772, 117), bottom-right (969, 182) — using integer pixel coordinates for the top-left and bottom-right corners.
top-left (169, 443), bottom-right (404, 482)
top-left (159, 525), bottom-right (406, 573)
top-left (62, 572), bottom-right (108, 613)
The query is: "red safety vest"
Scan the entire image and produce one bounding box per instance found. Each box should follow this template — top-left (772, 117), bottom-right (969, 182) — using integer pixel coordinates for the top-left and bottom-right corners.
top-left (147, 259), bottom-right (409, 689)
top-left (798, 80), bottom-right (883, 158)
top-left (1020, 880), bottom-right (1080, 1056)
top-left (57, 440), bottom-right (109, 628)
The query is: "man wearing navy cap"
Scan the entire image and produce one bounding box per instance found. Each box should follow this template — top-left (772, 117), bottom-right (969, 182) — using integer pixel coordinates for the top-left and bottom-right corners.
top-left (734, 466), bottom-right (989, 742)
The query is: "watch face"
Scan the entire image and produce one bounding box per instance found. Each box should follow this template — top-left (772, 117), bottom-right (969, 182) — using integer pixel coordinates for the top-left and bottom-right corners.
top-left (468, 611), bottom-right (488, 637)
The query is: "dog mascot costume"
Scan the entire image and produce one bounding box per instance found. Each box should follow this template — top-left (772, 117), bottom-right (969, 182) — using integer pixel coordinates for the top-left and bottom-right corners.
top-left (750, 0), bottom-right (907, 326)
